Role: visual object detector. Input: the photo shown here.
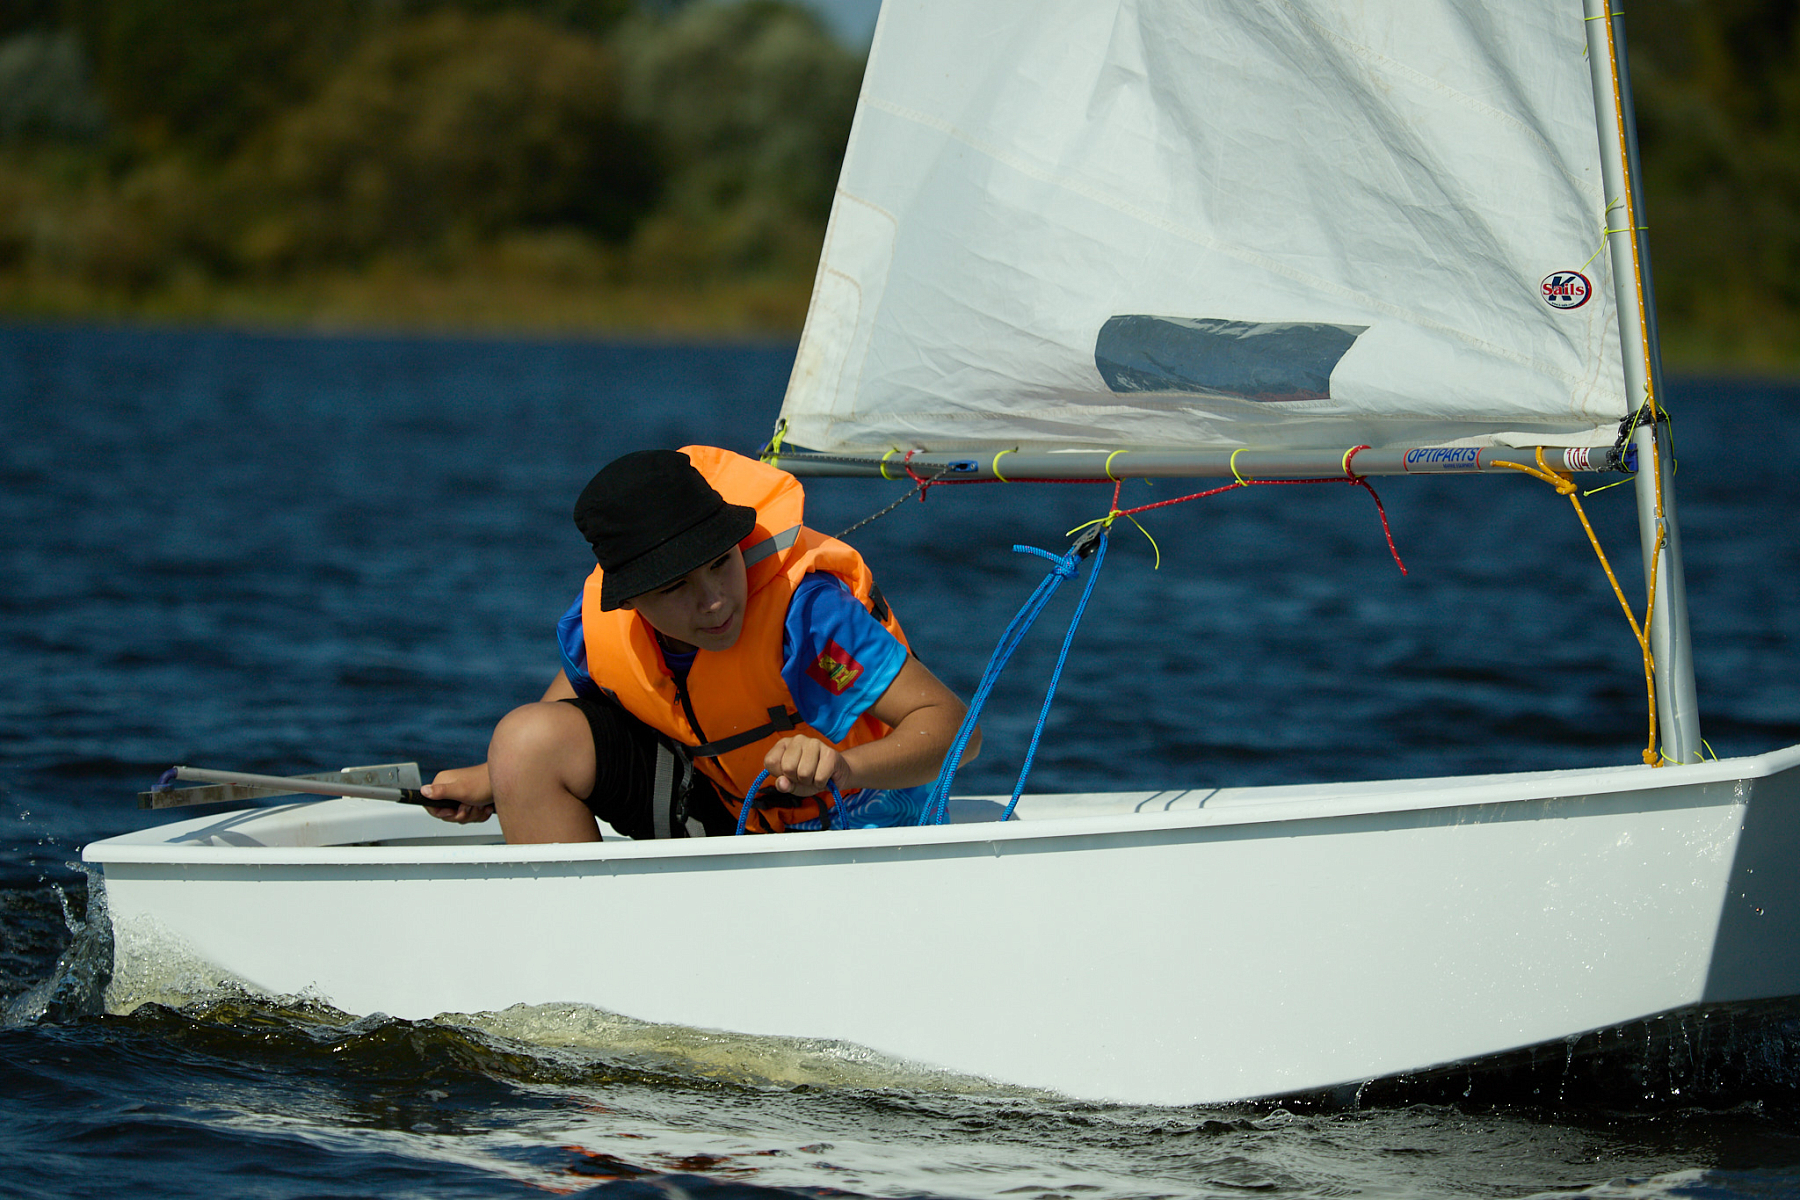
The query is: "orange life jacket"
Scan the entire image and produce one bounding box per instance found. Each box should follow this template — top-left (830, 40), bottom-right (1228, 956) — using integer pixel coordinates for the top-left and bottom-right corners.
top-left (579, 446), bottom-right (909, 833)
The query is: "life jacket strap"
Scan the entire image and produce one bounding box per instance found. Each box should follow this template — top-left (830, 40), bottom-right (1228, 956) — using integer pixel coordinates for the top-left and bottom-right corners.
top-left (685, 525), bottom-right (891, 772)
top-left (689, 705), bottom-right (799, 759)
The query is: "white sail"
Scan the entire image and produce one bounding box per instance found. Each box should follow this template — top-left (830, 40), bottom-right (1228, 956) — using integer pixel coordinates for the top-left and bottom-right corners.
top-left (780, 0), bottom-right (1636, 455)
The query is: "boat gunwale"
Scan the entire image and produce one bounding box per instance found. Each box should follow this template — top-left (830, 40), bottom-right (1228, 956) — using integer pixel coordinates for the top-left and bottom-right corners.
top-left (83, 743), bottom-right (1800, 869)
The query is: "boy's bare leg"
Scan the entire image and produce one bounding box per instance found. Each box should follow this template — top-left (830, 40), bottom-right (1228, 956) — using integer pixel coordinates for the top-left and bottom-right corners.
top-left (487, 701), bottom-right (601, 843)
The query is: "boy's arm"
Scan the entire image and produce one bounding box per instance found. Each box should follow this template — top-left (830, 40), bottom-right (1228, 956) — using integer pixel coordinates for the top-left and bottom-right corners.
top-left (421, 670), bottom-right (577, 820)
top-left (763, 656), bottom-right (979, 796)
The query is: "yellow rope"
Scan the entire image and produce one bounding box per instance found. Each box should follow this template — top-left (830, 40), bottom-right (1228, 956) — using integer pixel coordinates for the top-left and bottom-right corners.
top-left (1104, 449), bottom-right (1127, 481)
top-left (879, 448), bottom-right (897, 481)
top-left (1229, 448), bottom-right (1250, 487)
top-left (992, 449), bottom-right (1014, 482)
top-left (1493, 447), bottom-right (1663, 766)
top-left (761, 419), bottom-right (788, 464)
top-left (1067, 509), bottom-right (1162, 568)
top-left (1580, 0), bottom-right (1680, 762)
top-left (1580, 197), bottom-right (1627, 272)
top-left (1581, 476), bottom-right (1631, 497)
top-left (1123, 510), bottom-right (1161, 567)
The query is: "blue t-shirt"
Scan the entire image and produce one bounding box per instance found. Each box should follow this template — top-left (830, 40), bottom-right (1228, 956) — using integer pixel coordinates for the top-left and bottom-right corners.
top-left (557, 574), bottom-right (927, 829)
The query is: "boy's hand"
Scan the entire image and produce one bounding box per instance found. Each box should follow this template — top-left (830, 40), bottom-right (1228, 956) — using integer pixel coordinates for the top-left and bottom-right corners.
top-left (764, 736), bottom-right (851, 797)
top-left (420, 765), bottom-right (495, 824)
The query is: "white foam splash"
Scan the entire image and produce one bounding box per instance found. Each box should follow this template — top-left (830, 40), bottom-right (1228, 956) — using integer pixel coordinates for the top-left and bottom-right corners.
top-left (3, 864), bottom-right (114, 1027)
top-left (102, 907), bottom-right (272, 1015)
top-left (443, 1001), bottom-right (1046, 1097)
top-left (92, 896), bottom-right (1040, 1098)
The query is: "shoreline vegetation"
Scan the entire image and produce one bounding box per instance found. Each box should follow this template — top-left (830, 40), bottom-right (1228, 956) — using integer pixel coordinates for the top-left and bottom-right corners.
top-left (0, 243), bottom-right (817, 338)
top-left (3, 1), bottom-right (1799, 366)
top-left (0, 0), bottom-right (851, 339)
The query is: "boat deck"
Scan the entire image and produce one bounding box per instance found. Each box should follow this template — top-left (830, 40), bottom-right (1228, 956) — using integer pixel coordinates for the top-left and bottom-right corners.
top-left (89, 748), bottom-right (1800, 857)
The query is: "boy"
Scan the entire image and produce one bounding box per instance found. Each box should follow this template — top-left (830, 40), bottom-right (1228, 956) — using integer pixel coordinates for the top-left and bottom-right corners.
top-left (422, 446), bottom-right (977, 842)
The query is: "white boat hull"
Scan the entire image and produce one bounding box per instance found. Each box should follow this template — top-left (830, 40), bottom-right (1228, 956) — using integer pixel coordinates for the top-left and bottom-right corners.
top-left (85, 746), bottom-right (1800, 1105)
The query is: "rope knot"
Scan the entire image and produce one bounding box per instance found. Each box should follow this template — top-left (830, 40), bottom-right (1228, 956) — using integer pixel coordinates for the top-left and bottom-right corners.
top-left (1012, 542), bottom-right (1083, 576)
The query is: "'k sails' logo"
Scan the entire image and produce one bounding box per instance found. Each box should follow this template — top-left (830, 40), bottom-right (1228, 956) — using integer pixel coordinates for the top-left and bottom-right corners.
top-left (1540, 270), bottom-right (1592, 310)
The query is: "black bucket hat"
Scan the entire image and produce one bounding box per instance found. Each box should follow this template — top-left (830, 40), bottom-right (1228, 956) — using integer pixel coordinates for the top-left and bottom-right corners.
top-left (574, 450), bottom-right (757, 610)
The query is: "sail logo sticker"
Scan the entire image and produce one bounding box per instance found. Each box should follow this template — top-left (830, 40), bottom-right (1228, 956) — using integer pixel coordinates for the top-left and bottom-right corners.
top-left (807, 639), bottom-right (864, 696)
top-left (1403, 447), bottom-right (1481, 472)
top-left (1540, 271), bottom-right (1592, 310)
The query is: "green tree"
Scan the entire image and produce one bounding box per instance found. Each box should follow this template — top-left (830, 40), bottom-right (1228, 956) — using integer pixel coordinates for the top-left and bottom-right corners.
top-left (0, 30), bottom-right (106, 142)
top-left (617, 0), bottom-right (861, 275)
top-left (1628, 0), bottom-right (1800, 362)
top-left (229, 9), bottom-right (659, 270)
top-left (379, 0), bottom-right (636, 37)
top-left (0, 1), bottom-right (65, 41)
top-left (66, 0), bottom-right (363, 158)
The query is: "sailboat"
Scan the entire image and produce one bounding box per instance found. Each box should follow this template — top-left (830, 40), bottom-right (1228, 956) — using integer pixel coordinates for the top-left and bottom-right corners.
top-left (84, 0), bottom-right (1800, 1106)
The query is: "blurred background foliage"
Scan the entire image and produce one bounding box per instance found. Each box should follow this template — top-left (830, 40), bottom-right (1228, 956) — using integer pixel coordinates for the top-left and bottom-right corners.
top-left (0, 0), bottom-right (859, 332)
top-left (1628, 0), bottom-right (1800, 366)
top-left (0, 0), bottom-right (1794, 360)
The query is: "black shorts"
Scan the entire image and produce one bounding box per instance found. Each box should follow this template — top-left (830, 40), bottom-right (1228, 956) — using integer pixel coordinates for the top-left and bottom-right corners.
top-left (560, 694), bottom-right (737, 839)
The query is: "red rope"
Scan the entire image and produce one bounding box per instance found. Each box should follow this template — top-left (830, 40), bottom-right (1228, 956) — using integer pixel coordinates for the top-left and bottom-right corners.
top-left (883, 465), bottom-right (1408, 575)
top-left (901, 450), bottom-right (931, 497)
top-left (1348, 477), bottom-right (1407, 577)
top-left (1115, 477), bottom-right (1406, 575)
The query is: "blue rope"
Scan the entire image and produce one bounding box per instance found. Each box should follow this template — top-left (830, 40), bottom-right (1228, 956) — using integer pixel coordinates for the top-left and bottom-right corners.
top-left (916, 575), bottom-right (1065, 825)
top-left (919, 529), bottom-right (1109, 825)
top-left (1001, 532), bottom-right (1108, 822)
top-left (733, 769), bottom-right (844, 835)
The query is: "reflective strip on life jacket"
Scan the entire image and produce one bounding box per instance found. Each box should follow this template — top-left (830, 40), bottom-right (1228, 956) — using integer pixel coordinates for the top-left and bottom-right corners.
top-left (743, 525), bottom-right (799, 568)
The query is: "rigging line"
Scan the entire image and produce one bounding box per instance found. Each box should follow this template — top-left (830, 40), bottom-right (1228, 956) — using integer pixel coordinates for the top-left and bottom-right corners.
top-left (1598, 0), bottom-right (1662, 426)
top-left (918, 533), bottom-right (1101, 825)
top-left (1001, 531), bottom-right (1110, 823)
top-left (834, 455), bottom-right (955, 540)
top-left (1350, 478), bottom-right (1407, 576)
top-left (1658, 406), bottom-right (1680, 474)
top-left (1064, 479), bottom-right (1126, 537)
top-left (918, 570), bottom-right (1054, 825)
top-left (1493, 450), bottom-right (1662, 765)
top-left (1606, 392), bottom-right (1670, 475)
top-left (759, 419), bottom-right (789, 463)
top-left (900, 449), bottom-right (933, 489)
top-left (1229, 447), bottom-right (1250, 487)
top-left (733, 770), bottom-right (844, 836)
top-left (1581, 221), bottom-right (1648, 275)
top-left (1110, 476), bottom-right (1408, 576)
top-left (1579, 197), bottom-right (1628, 272)
top-left (1065, 478), bottom-right (1162, 567)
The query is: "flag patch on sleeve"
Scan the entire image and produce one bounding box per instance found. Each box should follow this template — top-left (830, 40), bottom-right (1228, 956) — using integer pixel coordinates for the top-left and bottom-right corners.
top-left (806, 639), bottom-right (864, 696)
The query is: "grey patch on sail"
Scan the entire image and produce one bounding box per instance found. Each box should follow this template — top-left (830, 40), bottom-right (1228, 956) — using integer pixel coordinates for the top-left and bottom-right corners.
top-left (1095, 316), bottom-right (1367, 403)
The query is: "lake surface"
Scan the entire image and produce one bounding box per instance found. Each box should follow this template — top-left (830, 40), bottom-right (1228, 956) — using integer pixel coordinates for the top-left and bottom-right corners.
top-left (3, 321), bottom-right (1799, 1198)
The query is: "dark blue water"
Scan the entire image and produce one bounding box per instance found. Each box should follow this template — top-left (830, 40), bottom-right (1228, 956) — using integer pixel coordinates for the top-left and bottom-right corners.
top-left (4, 321), bottom-right (1800, 1198)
